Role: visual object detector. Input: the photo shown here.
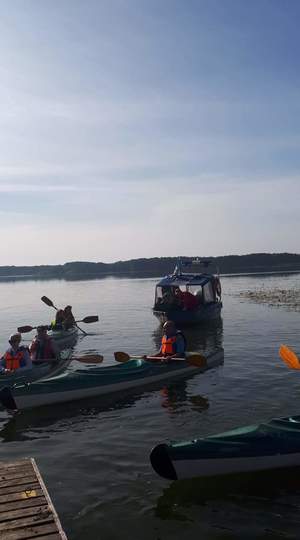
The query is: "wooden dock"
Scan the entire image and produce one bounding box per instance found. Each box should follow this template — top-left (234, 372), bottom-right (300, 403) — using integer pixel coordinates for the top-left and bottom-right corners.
top-left (0, 458), bottom-right (67, 539)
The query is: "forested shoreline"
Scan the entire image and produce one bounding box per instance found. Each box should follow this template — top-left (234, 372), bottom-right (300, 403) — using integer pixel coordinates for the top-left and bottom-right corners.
top-left (1, 253), bottom-right (300, 280)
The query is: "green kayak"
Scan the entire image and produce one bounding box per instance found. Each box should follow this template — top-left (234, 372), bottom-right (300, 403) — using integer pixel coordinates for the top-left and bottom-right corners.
top-left (150, 415), bottom-right (300, 480)
top-left (0, 349), bottom-right (224, 411)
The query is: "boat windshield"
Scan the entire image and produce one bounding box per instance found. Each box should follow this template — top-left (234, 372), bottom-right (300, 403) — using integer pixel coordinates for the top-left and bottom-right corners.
top-left (202, 281), bottom-right (215, 303)
top-left (155, 285), bottom-right (185, 306)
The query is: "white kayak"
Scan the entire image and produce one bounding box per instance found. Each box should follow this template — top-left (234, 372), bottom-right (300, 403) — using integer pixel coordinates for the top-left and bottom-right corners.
top-left (0, 350), bottom-right (72, 388)
top-left (48, 327), bottom-right (78, 349)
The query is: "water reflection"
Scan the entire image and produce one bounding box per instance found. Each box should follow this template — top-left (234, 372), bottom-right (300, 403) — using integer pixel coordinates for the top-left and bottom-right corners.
top-left (0, 391), bottom-right (144, 442)
top-left (155, 467), bottom-right (300, 521)
top-left (152, 318), bottom-right (223, 354)
top-left (0, 382), bottom-right (210, 443)
top-left (160, 382), bottom-right (209, 414)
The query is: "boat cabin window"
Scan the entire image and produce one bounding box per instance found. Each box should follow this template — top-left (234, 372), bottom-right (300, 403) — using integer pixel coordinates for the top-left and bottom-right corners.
top-left (187, 285), bottom-right (203, 301)
top-left (155, 285), bottom-right (184, 306)
top-left (202, 282), bottom-right (215, 303)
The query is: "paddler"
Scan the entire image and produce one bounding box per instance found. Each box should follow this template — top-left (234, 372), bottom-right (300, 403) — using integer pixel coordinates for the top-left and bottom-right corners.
top-left (154, 320), bottom-right (186, 361)
top-left (63, 305), bottom-right (75, 330)
top-left (0, 333), bottom-right (32, 372)
top-left (30, 325), bottom-right (58, 361)
top-left (50, 309), bottom-right (65, 330)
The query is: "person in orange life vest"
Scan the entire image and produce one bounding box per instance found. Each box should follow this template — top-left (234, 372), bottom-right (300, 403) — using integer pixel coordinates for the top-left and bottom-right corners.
top-left (30, 326), bottom-right (58, 362)
top-left (0, 333), bottom-right (32, 372)
top-left (154, 320), bottom-right (186, 361)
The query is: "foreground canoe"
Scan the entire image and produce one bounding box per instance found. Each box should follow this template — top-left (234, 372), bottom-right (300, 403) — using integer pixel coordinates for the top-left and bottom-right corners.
top-left (150, 415), bottom-right (300, 481)
top-left (49, 326), bottom-right (78, 349)
top-left (0, 349), bottom-right (224, 411)
top-left (0, 350), bottom-right (72, 387)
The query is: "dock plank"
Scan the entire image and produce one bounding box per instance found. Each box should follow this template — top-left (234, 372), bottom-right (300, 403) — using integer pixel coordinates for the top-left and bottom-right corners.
top-left (0, 458), bottom-right (67, 539)
top-left (0, 522), bottom-right (58, 539)
top-left (0, 496), bottom-right (45, 513)
top-left (3, 482), bottom-right (40, 495)
top-left (0, 475), bottom-right (37, 489)
top-left (0, 504), bottom-right (50, 524)
top-left (0, 460), bottom-right (29, 470)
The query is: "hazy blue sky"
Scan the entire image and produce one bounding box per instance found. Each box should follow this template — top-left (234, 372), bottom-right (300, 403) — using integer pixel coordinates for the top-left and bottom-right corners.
top-left (1, 0), bottom-right (299, 265)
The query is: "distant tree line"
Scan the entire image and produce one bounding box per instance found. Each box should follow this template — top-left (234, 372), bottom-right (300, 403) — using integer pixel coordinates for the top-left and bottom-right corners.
top-left (1, 253), bottom-right (300, 280)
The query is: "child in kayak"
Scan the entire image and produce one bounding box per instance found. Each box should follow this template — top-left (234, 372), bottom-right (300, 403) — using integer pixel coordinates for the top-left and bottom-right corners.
top-left (0, 333), bottom-right (32, 372)
top-left (30, 326), bottom-right (58, 361)
top-left (154, 320), bottom-right (186, 361)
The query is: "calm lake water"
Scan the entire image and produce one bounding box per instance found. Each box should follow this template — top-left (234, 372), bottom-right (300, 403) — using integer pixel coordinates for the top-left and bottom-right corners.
top-left (1, 273), bottom-right (300, 539)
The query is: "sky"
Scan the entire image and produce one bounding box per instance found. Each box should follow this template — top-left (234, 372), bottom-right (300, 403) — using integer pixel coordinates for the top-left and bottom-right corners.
top-left (1, 0), bottom-right (300, 265)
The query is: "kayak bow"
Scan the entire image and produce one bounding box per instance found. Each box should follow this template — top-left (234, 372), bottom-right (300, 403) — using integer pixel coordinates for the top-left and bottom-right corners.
top-left (150, 414), bottom-right (300, 480)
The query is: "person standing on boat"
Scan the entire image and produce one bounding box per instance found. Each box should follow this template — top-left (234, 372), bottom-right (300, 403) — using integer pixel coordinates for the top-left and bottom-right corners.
top-left (63, 305), bottom-right (75, 330)
top-left (155, 320), bottom-right (186, 361)
top-left (0, 333), bottom-right (32, 372)
top-left (30, 326), bottom-right (58, 361)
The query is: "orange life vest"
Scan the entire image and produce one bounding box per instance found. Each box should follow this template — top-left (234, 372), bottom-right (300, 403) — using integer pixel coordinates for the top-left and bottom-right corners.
top-left (161, 335), bottom-right (177, 356)
top-left (3, 351), bottom-right (24, 371)
top-left (30, 337), bottom-right (56, 360)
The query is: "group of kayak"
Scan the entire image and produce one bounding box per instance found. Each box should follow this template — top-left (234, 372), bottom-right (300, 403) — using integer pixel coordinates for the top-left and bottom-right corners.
top-left (0, 327), bottom-right (57, 373)
top-left (2, 293), bottom-right (300, 485)
top-left (0, 316), bottom-right (186, 376)
top-left (0, 303), bottom-right (77, 374)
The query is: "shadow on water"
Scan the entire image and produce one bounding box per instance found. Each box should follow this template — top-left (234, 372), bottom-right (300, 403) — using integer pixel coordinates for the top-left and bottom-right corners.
top-left (152, 318), bottom-right (224, 354)
top-left (0, 390), bottom-right (145, 442)
top-left (0, 380), bottom-right (210, 442)
top-left (155, 466), bottom-right (300, 522)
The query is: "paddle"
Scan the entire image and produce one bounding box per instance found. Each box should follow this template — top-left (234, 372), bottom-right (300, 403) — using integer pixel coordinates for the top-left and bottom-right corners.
top-left (279, 345), bottom-right (300, 370)
top-left (18, 316), bottom-right (99, 334)
top-left (114, 351), bottom-right (207, 368)
top-left (33, 354), bottom-right (104, 365)
top-left (41, 296), bottom-right (58, 309)
top-left (73, 354), bottom-right (103, 364)
top-left (41, 296), bottom-right (98, 335)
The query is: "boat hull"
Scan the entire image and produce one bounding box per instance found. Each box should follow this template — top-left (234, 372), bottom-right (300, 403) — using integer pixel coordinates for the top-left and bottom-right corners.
top-left (0, 351), bottom-right (72, 387)
top-left (49, 327), bottom-right (78, 349)
top-left (0, 349), bottom-right (224, 411)
top-left (150, 415), bottom-right (300, 480)
top-left (153, 302), bottom-right (222, 326)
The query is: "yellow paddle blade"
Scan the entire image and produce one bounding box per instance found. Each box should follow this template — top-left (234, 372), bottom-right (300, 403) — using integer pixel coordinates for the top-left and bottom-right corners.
top-left (186, 354), bottom-right (207, 368)
top-left (114, 351), bottom-right (130, 362)
top-left (279, 345), bottom-right (300, 370)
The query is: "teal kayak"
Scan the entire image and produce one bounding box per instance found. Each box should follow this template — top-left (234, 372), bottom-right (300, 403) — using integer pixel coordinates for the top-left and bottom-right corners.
top-left (0, 349), bottom-right (223, 411)
top-left (150, 415), bottom-right (300, 480)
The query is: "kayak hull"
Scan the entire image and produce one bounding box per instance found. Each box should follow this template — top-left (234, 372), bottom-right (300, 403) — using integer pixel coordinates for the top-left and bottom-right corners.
top-left (0, 349), bottom-right (224, 411)
top-left (150, 415), bottom-right (300, 480)
top-left (49, 327), bottom-right (78, 349)
top-left (153, 302), bottom-right (222, 326)
top-left (0, 351), bottom-right (72, 387)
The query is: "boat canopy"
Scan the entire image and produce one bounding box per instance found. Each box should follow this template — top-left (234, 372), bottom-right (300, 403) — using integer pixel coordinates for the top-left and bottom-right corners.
top-left (156, 273), bottom-right (213, 288)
